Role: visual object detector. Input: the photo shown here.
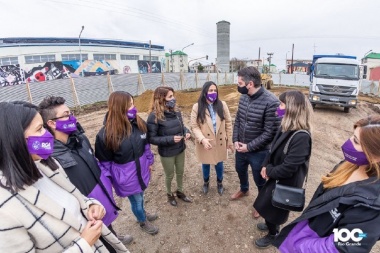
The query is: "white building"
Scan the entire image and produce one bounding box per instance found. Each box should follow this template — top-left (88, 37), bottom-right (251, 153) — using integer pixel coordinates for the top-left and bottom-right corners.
top-left (165, 50), bottom-right (189, 73)
top-left (0, 37), bottom-right (165, 85)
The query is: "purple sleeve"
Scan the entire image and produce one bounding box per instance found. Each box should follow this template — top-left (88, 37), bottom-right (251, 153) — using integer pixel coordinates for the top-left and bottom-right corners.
top-left (97, 161), bottom-right (112, 178)
top-left (144, 143), bottom-right (154, 165)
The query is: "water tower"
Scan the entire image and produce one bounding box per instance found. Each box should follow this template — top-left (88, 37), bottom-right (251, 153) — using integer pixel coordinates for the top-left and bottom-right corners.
top-left (216, 20), bottom-right (230, 73)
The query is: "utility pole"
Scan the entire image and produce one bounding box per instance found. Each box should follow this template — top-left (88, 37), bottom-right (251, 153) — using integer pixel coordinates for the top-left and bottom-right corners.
top-left (149, 40), bottom-right (152, 73)
top-left (170, 49), bottom-right (173, 72)
top-left (258, 47), bottom-right (261, 69)
top-left (291, 43), bottom-right (294, 74)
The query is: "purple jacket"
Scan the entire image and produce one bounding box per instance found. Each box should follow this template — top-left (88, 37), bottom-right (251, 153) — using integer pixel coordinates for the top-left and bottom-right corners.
top-left (95, 122), bottom-right (154, 197)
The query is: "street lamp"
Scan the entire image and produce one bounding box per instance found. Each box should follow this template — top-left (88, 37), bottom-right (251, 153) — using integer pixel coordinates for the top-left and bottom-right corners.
top-left (182, 43), bottom-right (194, 52)
top-left (363, 49), bottom-right (372, 58)
top-left (79, 25), bottom-right (84, 77)
top-left (267, 52), bottom-right (274, 73)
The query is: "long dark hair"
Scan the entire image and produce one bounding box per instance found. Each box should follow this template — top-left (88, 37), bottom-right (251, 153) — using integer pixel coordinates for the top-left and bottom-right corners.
top-left (0, 102), bottom-right (45, 192)
top-left (105, 91), bottom-right (147, 152)
top-left (196, 81), bottom-right (225, 125)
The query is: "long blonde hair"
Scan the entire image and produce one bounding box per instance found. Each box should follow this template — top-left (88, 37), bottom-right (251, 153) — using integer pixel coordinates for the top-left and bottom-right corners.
top-left (322, 115), bottom-right (380, 188)
top-left (150, 86), bottom-right (176, 122)
top-left (281, 90), bottom-right (313, 132)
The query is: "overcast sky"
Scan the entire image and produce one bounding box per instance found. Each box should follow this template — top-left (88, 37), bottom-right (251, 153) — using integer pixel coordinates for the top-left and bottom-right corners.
top-left (2, 0), bottom-right (379, 69)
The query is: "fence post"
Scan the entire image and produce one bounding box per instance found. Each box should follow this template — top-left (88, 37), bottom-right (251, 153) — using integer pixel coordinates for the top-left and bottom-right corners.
top-left (137, 73), bottom-right (146, 95)
top-left (180, 70), bottom-right (184, 90)
top-left (161, 72), bottom-right (166, 86)
top-left (370, 81), bottom-right (375, 94)
top-left (69, 77), bottom-right (81, 111)
top-left (207, 71), bottom-right (210, 81)
top-left (225, 72), bottom-right (227, 85)
top-left (217, 71), bottom-right (219, 85)
top-left (107, 72), bottom-right (114, 95)
top-left (294, 73), bottom-right (297, 86)
top-left (26, 81), bottom-right (33, 104)
top-left (195, 70), bottom-right (198, 89)
top-left (278, 72), bottom-right (282, 87)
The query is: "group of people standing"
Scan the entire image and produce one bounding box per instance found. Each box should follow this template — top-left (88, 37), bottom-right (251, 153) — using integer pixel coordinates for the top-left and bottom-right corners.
top-left (0, 66), bottom-right (379, 252)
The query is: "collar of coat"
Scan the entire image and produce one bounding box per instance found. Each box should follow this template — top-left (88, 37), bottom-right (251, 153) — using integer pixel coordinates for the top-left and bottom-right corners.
top-left (15, 161), bottom-right (88, 231)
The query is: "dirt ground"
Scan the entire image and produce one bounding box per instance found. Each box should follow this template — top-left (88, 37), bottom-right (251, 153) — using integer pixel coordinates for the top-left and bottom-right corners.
top-left (77, 85), bottom-right (380, 253)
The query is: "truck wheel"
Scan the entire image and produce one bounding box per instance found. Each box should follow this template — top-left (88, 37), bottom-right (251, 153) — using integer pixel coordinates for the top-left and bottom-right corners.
top-left (344, 107), bottom-right (350, 113)
top-left (266, 80), bottom-right (273, 90)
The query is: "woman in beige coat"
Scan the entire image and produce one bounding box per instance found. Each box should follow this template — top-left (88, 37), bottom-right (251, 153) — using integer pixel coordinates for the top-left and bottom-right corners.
top-left (0, 102), bottom-right (128, 253)
top-left (190, 81), bottom-right (233, 195)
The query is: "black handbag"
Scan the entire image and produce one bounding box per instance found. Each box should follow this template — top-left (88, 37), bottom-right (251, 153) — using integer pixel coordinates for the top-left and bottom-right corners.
top-left (271, 130), bottom-right (311, 212)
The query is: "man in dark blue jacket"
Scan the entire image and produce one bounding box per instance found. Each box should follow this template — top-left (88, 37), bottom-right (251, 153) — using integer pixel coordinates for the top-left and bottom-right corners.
top-left (38, 96), bottom-right (133, 251)
top-left (231, 67), bottom-right (280, 218)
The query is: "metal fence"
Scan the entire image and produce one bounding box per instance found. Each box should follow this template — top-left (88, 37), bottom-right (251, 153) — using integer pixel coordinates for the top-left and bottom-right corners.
top-left (0, 73), bottom-right (378, 107)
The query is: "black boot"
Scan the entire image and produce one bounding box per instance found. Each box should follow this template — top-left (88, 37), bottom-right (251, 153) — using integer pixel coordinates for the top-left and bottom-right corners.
top-left (167, 193), bottom-right (177, 206)
top-left (217, 182), bottom-right (224, 195)
top-left (203, 181), bottom-right (209, 194)
top-left (254, 233), bottom-right (278, 248)
top-left (176, 190), bottom-right (192, 203)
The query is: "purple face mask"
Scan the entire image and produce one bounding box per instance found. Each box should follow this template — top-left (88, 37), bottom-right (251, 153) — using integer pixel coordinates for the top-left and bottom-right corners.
top-left (127, 106), bottom-right (137, 120)
top-left (341, 138), bottom-right (369, 166)
top-left (207, 93), bottom-right (218, 102)
top-left (27, 130), bottom-right (54, 160)
top-left (55, 115), bottom-right (77, 135)
top-left (276, 107), bottom-right (286, 118)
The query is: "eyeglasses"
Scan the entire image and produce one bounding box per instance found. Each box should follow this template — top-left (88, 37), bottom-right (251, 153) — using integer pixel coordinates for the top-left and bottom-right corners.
top-left (50, 112), bottom-right (74, 121)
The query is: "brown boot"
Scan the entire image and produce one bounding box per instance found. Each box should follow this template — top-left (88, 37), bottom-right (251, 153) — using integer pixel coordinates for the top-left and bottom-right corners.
top-left (167, 193), bottom-right (177, 206)
top-left (176, 190), bottom-right (192, 203)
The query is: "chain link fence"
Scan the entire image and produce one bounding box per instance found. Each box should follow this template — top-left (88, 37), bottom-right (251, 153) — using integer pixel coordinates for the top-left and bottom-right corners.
top-left (1, 72), bottom-right (378, 108)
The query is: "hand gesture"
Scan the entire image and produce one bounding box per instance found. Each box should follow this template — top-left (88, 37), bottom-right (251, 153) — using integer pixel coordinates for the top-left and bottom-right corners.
top-left (174, 135), bottom-right (183, 143)
top-left (236, 142), bottom-right (248, 153)
top-left (261, 167), bottom-right (268, 179)
top-left (184, 133), bottom-right (191, 140)
top-left (81, 220), bottom-right (103, 247)
top-left (201, 138), bottom-right (213, 150)
top-left (88, 204), bottom-right (105, 221)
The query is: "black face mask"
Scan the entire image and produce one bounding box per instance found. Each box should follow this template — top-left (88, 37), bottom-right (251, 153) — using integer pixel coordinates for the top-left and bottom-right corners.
top-left (237, 85), bottom-right (249, 94)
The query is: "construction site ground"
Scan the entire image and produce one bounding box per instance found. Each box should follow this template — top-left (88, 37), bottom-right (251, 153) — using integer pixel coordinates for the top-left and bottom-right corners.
top-left (76, 85), bottom-right (380, 253)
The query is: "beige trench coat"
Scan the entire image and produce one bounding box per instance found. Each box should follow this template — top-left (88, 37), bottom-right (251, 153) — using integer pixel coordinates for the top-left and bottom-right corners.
top-left (190, 101), bottom-right (233, 165)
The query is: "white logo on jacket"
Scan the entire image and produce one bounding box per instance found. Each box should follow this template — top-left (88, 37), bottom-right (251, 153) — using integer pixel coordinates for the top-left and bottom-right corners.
top-left (141, 133), bottom-right (146, 139)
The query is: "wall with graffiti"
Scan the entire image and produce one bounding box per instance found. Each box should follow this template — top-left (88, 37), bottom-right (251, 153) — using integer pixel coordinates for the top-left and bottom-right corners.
top-left (0, 59), bottom-right (161, 86)
top-left (138, 60), bottom-right (162, 73)
top-left (0, 64), bottom-right (24, 87)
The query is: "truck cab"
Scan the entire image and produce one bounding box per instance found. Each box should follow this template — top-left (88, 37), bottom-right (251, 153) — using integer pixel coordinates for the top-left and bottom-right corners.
top-left (309, 55), bottom-right (361, 113)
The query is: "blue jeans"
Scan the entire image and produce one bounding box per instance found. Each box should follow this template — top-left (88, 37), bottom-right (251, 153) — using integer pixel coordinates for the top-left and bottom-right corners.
top-left (235, 150), bottom-right (268, 192)
top-left (202, 162), bottom-right (224, 182)
top-left (127, 192), bottom-right (146, 222)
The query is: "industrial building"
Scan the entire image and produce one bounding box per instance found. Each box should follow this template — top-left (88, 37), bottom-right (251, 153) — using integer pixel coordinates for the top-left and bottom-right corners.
top-left (0, 37), bottom-right (165, 86)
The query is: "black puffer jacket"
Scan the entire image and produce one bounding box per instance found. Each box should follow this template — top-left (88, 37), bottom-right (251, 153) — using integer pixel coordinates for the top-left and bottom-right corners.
top-left (233, 87), bottom-right (280, 151)
top-left (147, 110), bottom-right (190, 157)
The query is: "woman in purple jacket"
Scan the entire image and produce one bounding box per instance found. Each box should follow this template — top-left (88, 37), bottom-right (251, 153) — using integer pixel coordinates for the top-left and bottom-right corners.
top-left (95, 91), bottom-right (159, 235)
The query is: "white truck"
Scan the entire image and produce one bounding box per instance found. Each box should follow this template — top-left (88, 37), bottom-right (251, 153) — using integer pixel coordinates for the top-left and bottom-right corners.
top-left (308, 55), bottom-right (361, 113)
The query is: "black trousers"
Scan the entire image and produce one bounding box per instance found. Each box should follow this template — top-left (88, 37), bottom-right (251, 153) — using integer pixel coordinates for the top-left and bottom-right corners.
top-left (265, 220), bottom-right (280, 235)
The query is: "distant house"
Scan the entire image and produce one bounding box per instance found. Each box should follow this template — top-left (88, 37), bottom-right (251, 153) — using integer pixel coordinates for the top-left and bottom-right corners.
top-left (165, 50), bottom-right (188, 73)
top-left (286, 59), bottom-right (312, 74)
top-left (361, 52), bottom-right (380, 80)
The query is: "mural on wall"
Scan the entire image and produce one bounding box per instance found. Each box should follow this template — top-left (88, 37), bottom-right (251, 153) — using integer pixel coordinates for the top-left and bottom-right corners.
top-left (138, 60), bottom-right (161, 73)
top-left (123, 65), bottom-right (132, 74)
top-left (0, 64), bottom-right (24, 86)
top-left (25, 62), bottom-right (75, 82)
top-left (74, 60), bottom-right (119, 76)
